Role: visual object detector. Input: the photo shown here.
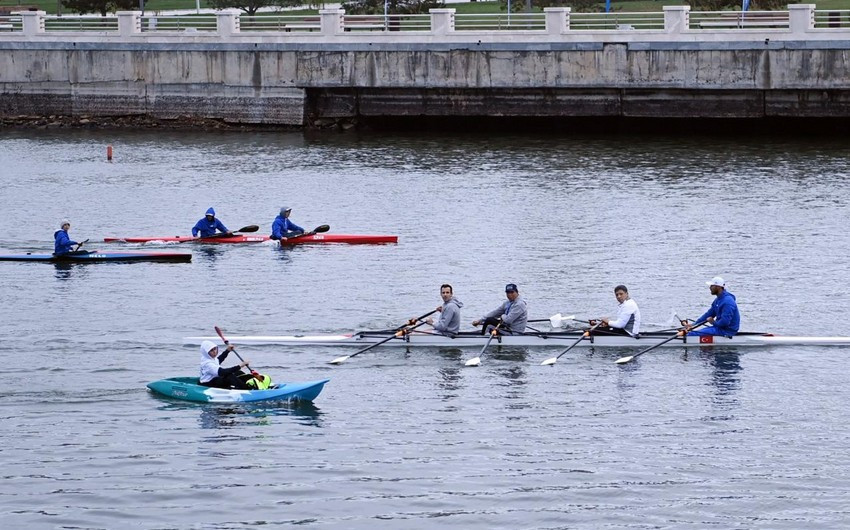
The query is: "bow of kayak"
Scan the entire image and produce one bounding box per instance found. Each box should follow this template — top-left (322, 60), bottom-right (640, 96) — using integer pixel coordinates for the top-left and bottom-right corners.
top-left (147, 377), bottom-right (329, 403)
top-left (0, 251), bottom-right (192, 263)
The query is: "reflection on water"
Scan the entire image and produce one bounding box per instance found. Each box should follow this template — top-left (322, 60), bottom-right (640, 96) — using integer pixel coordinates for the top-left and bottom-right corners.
top-left (155, 400), bottom-right (324, 430)
top-left (703, 349), bottom-right (742, 397)
top-left (194, 246), bottom-right (226, 264)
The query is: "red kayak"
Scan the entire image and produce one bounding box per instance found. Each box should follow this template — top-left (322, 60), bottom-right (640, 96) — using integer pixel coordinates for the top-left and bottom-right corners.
top-left (104, 234), bottom-right (398, 245)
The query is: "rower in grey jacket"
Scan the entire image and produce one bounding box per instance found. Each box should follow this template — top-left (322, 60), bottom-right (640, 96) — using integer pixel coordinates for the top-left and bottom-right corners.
top-left (426, 284), bottom-right (463, 336)
top-left (473, 283), bottom-right (528, 335)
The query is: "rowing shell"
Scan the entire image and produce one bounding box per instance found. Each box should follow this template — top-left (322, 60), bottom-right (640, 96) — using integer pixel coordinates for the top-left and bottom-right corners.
top-left (184, 330), bottom-right (850, 348)
top-left (0, 251), bottom-right (192, 263)
top-left (104, 234), bottom-right (398, 245)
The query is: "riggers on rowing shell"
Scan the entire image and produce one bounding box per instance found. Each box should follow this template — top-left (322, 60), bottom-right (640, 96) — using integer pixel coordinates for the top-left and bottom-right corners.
top-left (183, 330), bottom-right (850, 348)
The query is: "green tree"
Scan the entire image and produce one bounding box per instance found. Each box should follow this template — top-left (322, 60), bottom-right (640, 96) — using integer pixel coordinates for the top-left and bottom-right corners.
top-left (60, 0), bottom-right (136, 16)
top-left (208, 0), bottom-right (302, 16)
top-left (341, 0), bottom-right (445, 15)
top-left (499, 0), bottom-right (602, 14)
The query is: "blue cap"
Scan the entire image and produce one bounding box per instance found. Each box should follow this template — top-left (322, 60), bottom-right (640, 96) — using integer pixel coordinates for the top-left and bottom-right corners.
top-left (505, 283), bottom-right (518, 292)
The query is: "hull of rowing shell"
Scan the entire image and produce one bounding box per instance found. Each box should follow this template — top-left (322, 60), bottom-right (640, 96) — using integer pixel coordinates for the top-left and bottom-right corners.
top-left (104, 234), bottom-right (398, 245)
top-left (146, 377), bottom-right (329, 403)
top-left (183, 331), bottom-right (850, 348)
top-left (0, 251), bottom-right (192, 263)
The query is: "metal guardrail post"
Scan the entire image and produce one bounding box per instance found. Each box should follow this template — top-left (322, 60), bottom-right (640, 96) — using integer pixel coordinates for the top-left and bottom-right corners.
top-left (21, 10), bottom-right (45, 35)
top-left (320, 8), bottom-right (344, 36)
top-left (544, 7), bottom-right (569, 35)
top-left (430, 8), bottom-right (455, 36)
top-left (663, 5), bottom-right (690, 34)
top-left (788, 4), bottom-right (815, 33)
top-left (117, 11), bottom-right (141, 36)
top-left (216, 9), bottom-right (240, 36)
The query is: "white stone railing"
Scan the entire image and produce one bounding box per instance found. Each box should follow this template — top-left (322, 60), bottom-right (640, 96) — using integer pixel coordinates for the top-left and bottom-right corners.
top-left (4, 5), bottom-right (849, 40)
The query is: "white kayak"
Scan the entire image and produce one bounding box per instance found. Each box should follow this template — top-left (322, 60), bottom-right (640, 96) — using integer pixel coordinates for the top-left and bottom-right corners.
top-left (184, 330), bottom-right (850, 348)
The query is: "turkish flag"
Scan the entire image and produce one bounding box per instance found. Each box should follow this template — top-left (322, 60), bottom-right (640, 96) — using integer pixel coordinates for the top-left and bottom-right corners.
top-left (699, 335), bottom-right (714, 344)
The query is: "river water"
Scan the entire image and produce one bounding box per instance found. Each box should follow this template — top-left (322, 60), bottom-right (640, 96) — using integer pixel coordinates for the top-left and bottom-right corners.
top-left (1, 128), bottom-right (849, 528)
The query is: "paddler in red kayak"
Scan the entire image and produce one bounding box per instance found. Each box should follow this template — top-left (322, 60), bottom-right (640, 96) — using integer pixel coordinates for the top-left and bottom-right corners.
top-left (54, 220), bottom-right (82, 255)
top-left (192, 207), bottom-right (232, 238)
top-left (270, 206), bottom-right (305, 241)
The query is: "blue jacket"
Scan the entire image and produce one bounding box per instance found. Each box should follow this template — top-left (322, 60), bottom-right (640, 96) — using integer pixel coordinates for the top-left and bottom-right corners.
top-left (697, 290), bottom-right (740, 335)
top-left (271, 215), bottom-right (304, 239)
top-left (192, 208), bottom-right (229, 237)
top-left (54, 229), bottom-right (78, 255)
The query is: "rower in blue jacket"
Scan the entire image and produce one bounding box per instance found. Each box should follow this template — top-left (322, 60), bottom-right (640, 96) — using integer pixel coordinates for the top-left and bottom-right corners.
top-left (271, 206), bottom-right (305, 241)
top-left (54, 220), bottom-right (80, 255)
top-left (689, 276), bottom-right (740, 337)
top-left (192, 207), bottom-right (231, 238)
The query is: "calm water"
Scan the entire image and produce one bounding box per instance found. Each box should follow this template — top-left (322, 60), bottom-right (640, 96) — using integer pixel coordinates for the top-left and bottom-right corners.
top-left (1, 129), bottom-right (849, 528)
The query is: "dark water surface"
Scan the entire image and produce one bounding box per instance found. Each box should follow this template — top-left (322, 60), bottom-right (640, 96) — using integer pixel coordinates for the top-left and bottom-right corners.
top-left (1, 129), bottom-right (849, 528)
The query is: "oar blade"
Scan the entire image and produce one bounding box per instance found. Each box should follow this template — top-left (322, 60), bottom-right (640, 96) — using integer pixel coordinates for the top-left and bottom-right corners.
top-left (540, 357), bottom-right (557, 366)
top-left (464, 356), bottom-right (481, 367)
top-left (314, 224), bottom-right (330, 233)
top-left (329, 355), bottom-right (350, 365)
top-left (237, 225), bottom-right (260, 233)
top-left (614, 355), bottom-right (634, 364)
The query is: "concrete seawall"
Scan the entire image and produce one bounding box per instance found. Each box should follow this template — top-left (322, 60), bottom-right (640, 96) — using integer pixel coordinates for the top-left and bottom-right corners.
top-left (1, 7), bottom-right (849, 126)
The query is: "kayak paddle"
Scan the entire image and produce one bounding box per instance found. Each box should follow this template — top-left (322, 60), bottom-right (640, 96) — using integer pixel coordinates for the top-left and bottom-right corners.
top-left (73, 238), bottom-right (90, 252)
top-left (464, 321), bottom-right (503, 367)
top-left (329, 309), bottom-right (438, 365)
top-left (201, 225), bottom-right (260, 240)
top-left (214, 325), bottom-right (256, 374)
top-left (614, 320), bottom-right (708, 364)
top-left (540, 321), bottom-right (602, 366)
top-left (284, 224), bottom-right (331, 241)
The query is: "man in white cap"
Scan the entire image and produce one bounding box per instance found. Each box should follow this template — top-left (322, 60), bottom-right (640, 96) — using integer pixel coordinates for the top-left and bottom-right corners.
top-left (199, 340), bottom-right (252, 389)
top-left (688, 276), bottom-right (740, 337)
top-left (54, 220), bottom-right (81, 255)
top-left (270, 206), bottom-right (305, 242)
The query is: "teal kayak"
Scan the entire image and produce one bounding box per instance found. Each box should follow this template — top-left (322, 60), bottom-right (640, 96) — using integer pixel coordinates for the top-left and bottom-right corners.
top-left (147, 377), bottom-right (329, 403)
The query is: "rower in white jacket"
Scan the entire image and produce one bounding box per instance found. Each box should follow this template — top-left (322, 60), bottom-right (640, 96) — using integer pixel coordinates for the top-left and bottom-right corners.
top-left (601, 284), bottom-right (641, 337)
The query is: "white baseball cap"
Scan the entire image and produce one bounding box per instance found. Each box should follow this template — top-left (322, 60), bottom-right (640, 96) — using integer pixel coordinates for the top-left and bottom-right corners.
top-left (706, 276), bottom-right (726, 287)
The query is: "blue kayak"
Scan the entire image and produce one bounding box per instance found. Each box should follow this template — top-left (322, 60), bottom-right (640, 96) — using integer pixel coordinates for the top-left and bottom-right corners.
top-left (0, 250), bottom-right (191, 263)
top-left (147, 377), bottom-right (329, 403)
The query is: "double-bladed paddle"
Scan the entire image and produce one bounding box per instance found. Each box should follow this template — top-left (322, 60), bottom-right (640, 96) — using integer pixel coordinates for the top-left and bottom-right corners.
top-left (73, 238), bottom-right (90, 252)
top-left (540, 321), bottom-right (602, 366)
top-left (201, 225), bottom-right (260, 240)
top-left (282, 224), bottom-right (330, 241)
top-left (329, 309), bottom-right (438, 365)
top-left (464, 321), bottom-right (503, 367)
top-left (614, 320), bottom-right (708, 364)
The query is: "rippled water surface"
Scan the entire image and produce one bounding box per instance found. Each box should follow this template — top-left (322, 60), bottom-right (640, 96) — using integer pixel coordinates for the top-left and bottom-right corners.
top-left (1, 129), bottom-right (849, 528)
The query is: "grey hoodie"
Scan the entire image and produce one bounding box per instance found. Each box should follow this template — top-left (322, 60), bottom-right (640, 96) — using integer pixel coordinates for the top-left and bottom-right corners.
top-left (433, 297), bottom-right (463, 335)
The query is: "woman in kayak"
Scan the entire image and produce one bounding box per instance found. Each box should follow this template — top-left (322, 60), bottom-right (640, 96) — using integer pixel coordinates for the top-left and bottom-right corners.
top-left (199, 340), bottom-right (252, 389)
top-left (192, 207), bottom-right (231, 238)
top-left (270, 206), bottom-right (305, 241)
top-left (54, 220), bottom-right (81, 255)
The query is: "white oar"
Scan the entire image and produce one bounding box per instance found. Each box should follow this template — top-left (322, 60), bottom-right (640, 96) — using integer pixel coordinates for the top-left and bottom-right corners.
top-left (329, 309), bottom-right (438, 365)
top-left (540, 322), bottom-right (602, 366)
top-left (548, 313), bottom-right (577, 328)
top-left (464, 322), bottom-right (503, 367)
top-left (614, 320), bottom-right (707, 364)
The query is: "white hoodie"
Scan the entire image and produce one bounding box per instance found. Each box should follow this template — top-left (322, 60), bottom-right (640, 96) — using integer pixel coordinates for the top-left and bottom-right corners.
top-left (199, 341), bottom-right (221, 383)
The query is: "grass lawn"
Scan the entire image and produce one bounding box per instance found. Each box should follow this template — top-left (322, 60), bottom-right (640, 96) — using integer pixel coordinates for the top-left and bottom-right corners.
top-left (1, 0), bottom-right (848, 16)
